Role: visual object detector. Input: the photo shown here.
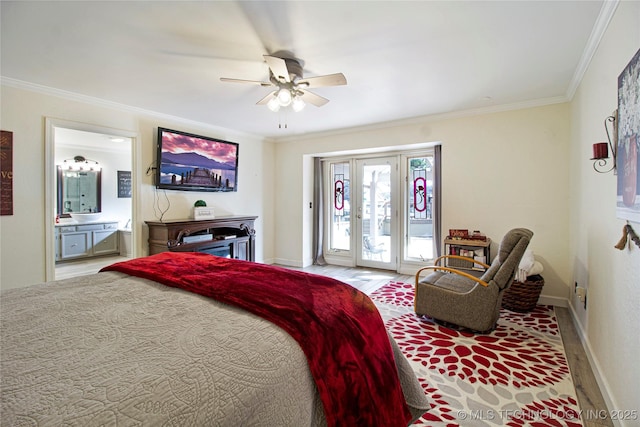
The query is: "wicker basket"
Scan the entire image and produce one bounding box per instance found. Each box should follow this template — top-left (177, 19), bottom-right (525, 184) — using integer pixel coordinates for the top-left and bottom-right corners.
top-left (502, 274), bottom-right (544, 312)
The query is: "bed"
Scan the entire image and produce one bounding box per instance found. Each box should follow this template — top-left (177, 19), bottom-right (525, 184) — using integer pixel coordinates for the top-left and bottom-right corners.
top-left (1, 252), bottom-right (429, 426)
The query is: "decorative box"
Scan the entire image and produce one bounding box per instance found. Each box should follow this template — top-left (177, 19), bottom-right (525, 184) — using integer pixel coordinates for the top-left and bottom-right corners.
top-left (448, 229), bottom-right (469, 238)
top-left (193, 207), bottom-right (215, 220)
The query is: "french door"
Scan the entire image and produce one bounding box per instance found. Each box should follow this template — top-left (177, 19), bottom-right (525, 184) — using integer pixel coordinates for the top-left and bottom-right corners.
top-left (355, 157), bottom-right (397, 269)
top-left (325, 151), bottom-right (436, 271)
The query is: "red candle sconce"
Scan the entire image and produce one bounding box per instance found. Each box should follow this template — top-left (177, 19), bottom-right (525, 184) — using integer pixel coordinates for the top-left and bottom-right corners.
top-left (592, 112), bottom-right (617, 174)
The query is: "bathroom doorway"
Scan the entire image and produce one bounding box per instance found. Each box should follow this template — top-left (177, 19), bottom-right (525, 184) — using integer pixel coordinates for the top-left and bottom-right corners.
top-left (45, 119), bottom-right (138, 281)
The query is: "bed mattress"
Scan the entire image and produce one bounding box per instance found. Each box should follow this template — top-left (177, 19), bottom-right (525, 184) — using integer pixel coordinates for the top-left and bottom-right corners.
top-left (1, 269), bottom-right (428, 426)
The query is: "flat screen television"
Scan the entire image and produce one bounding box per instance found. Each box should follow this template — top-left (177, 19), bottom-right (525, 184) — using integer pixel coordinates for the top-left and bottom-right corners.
top-left (156, 127), bottom-right (239, 192)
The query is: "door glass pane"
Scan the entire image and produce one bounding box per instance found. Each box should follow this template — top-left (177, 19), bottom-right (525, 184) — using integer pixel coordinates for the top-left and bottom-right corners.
top-left (329, 162), bottom-right (350, 251)
top-left (361, 163), bottom-right (391, 263)
top-left (407, 155), bottom-right (435, 260)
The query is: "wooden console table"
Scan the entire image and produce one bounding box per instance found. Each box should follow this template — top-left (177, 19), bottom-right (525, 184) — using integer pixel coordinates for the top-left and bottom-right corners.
top-left (145, 215), bottom-right (257, 261)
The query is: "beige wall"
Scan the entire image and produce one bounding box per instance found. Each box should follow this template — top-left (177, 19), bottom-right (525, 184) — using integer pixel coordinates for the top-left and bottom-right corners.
top-left (1, 3), bottom-right (638, 416)
top-left (569, 1), bottom-right (640, 419)
top-left (0, 85), bottom-right (275, 290)
top-left (275, 103), bottom-right (572, 300)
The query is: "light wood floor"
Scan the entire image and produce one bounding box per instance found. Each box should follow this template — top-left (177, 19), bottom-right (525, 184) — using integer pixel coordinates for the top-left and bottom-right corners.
top-left (55, 255), bottom-right (133, 280)
top-left (55, 256), bottom-right (612, 427)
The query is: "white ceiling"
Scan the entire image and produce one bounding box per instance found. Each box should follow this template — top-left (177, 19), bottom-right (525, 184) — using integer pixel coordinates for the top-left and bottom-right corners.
top-left (55, 128), bottom-right (131, 153)
top-left (1, 1), bottom-right (607, 139)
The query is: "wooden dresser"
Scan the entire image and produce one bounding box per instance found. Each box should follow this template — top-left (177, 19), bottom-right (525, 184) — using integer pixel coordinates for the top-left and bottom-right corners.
top-left (145, 216), bottom-right (257, 261)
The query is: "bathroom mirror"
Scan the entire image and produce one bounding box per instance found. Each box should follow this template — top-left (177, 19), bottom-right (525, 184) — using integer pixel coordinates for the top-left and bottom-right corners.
top-left (57, 166), bottom-right (101, 215)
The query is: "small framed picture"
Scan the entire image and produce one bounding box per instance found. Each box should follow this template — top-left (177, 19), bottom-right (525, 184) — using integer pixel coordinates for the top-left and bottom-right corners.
top-left (117, 170), bottom-right (131, 198)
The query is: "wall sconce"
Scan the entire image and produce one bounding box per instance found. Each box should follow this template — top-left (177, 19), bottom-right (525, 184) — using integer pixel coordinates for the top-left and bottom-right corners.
top-left (592, 112), bottom-right (617, 174)
top-left (62, 155), bottom-right (101, 171)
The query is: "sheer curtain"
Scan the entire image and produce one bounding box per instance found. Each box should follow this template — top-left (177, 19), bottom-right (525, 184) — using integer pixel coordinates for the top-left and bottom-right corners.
top-left (433, 145), bottom-right (442, 258)
top-left (312, 157), bottom-right (327, 265)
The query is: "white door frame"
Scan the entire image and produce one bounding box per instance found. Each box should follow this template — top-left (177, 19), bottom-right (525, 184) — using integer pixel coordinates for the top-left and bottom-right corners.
top-left (44, 118), bottom-right (140, 281)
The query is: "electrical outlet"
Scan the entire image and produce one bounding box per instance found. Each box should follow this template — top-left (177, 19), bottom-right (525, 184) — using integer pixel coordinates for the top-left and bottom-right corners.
top-left (576, 286), bottom-right (587, 310)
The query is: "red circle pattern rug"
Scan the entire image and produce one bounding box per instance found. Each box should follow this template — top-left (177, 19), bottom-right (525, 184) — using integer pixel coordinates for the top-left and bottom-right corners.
top-left (370, 281), bottom-right (583, 427)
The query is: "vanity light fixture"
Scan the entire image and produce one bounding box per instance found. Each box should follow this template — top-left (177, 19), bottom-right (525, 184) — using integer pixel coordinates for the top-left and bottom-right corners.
top-left (62, 155), bottom-right (101, 171)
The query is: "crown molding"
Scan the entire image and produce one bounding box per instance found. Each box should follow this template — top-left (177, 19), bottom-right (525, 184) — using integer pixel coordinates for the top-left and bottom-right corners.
top-left (0, 76), bottom-right (570, 144)
top-left (273, 95), bottom-right (569, 143)
top-left (0, 76), bottom-right (265, 142)
top-left (565, 0), bottom-right (619, 100)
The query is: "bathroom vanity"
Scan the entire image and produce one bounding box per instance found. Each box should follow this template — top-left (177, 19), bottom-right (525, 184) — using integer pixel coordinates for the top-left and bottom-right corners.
top-left (55, 221), bottom-right (119, 261)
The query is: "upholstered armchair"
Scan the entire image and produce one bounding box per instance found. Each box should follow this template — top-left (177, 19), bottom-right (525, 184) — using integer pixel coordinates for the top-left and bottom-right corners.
top-left (414, 228), bottom-right (533, 332)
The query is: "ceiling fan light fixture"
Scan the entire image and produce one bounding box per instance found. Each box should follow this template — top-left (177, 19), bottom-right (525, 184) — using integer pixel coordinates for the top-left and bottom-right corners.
top-left (267, 97), bottom-right (281, 112)
top-left (292, 96), bottom-right (306, 112)
top-left (277, 88), bottom-right (292, 106)
top-left (222, 54), bottom-right (346, 114)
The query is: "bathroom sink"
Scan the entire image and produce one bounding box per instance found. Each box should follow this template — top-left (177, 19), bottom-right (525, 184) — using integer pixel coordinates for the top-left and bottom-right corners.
top-left (70, 212), bottom-right (102, 223)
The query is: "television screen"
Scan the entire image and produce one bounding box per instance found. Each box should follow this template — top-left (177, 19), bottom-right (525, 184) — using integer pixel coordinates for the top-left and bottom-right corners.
top-left (156, 127), bottom-right (239, 192)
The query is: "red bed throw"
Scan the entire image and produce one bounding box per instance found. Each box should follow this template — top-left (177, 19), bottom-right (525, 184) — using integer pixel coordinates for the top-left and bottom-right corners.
top-left (102, 252), bottom-right (412, 426)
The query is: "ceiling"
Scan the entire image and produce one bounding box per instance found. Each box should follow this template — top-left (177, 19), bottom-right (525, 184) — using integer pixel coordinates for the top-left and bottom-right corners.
top-left (1, 1), bottom-right (607, 139)
top-left (55, 128), bottom-right (132, 153)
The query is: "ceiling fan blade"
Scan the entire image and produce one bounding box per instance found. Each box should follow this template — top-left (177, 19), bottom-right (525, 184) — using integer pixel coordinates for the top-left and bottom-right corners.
top-left (298, 73), bottom-right (347, 88)
top-left (256, 91), bottom-right (276, 105)
top-left (300, 90), bottom-right (329, 107)
top-left (264, 55), bottom-right (290, 83)
top-left (220, 77), bottom-right (273, 87)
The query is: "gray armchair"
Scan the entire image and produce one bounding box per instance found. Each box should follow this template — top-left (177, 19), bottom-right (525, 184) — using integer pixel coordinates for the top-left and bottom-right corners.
top-left (414, 228), bottom-right (533, 332)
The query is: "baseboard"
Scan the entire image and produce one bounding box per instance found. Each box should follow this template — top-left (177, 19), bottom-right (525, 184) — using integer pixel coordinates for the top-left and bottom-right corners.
top-left (567, 303), bottom-right (624, 427)
top-left (538, 294), bottom-right (568, 307)
top-left (271, 258), bottom-right (304, 268)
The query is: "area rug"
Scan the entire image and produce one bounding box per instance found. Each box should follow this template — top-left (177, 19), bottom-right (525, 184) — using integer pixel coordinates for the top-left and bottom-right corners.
top-left (370, 281), bottom-right (583, 427)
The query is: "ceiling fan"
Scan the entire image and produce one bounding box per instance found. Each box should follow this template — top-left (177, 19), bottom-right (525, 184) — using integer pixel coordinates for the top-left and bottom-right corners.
top-left (220, 54), bottom-right (347, 112)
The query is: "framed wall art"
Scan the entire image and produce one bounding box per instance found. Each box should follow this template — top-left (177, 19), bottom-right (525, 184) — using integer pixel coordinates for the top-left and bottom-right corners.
top-left (617, 48), bottom-right (640, 223)
top-left (1, 130), bottom-right (13, 216)
top-left (118, 170), bottom-right (132, 198)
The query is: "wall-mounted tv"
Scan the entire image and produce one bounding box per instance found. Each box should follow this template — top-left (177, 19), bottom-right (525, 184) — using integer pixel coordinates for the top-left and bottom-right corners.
top-left (156, 127), bottom-right (239, 192)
